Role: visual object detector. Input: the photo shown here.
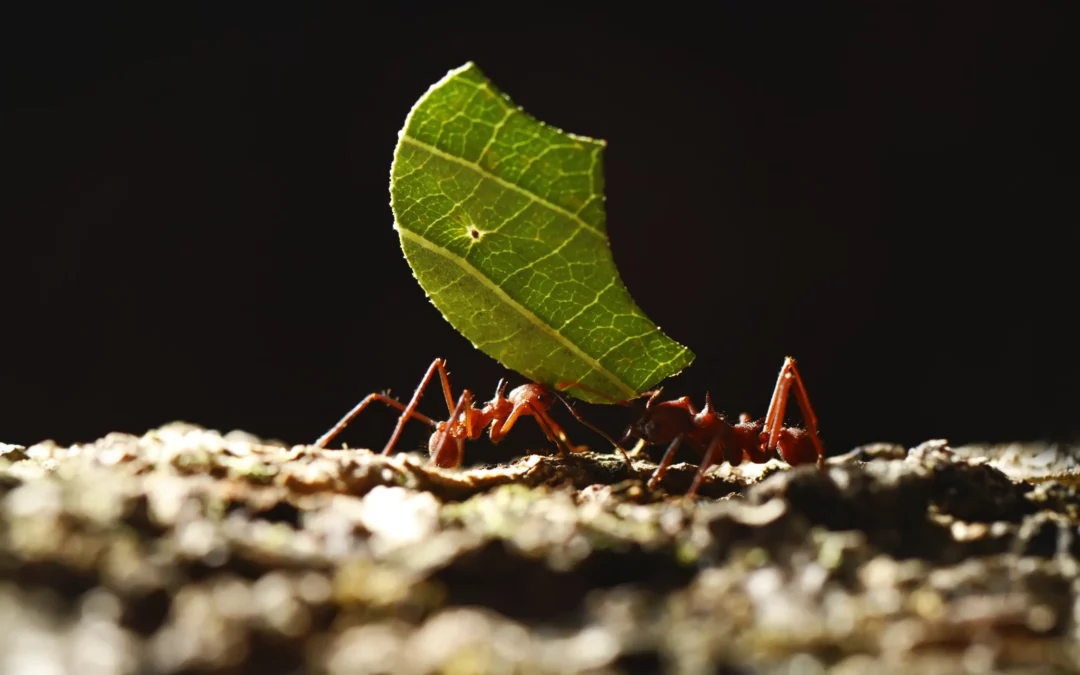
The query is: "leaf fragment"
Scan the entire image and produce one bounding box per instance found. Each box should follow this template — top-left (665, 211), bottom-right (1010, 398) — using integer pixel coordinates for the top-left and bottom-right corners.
top-left (390, 62), bottom-right (694, 403)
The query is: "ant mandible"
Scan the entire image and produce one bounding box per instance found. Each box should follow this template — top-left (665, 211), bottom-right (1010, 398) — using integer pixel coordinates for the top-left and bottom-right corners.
top-left (314, 357), bottom-right (602, 468)
top-left (559, 356), bottom-right (825, 498)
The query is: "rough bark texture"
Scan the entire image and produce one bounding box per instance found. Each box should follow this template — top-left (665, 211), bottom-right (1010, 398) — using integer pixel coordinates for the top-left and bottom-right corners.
top-left (2, 424), bottom-right (1079, 674)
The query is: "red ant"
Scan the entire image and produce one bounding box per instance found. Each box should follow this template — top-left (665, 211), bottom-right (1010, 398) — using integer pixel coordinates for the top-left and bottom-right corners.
top-left (313, 357), bottom-right (606, 468)
top-left (558, 356), bottom-right (825, 498)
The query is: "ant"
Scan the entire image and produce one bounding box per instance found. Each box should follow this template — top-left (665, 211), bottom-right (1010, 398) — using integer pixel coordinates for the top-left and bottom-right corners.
top-left (558, 356), bottom-right (825, 498)
top-left (314, 357), bottom-right (611, 469)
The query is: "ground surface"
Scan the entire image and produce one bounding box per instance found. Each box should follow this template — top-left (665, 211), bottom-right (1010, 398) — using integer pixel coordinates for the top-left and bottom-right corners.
top-left (2, 424), bottom-right (1080, 674)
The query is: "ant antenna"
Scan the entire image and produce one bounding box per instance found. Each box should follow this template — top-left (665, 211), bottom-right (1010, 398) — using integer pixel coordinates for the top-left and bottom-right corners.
top-left (550, 390), bottom-right (638, 475)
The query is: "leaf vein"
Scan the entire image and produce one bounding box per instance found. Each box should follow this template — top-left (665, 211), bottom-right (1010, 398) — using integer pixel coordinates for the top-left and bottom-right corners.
top-left (396, 225), bottom-right (637, 399)
top-left (401, 136), bottom-right (604, 239)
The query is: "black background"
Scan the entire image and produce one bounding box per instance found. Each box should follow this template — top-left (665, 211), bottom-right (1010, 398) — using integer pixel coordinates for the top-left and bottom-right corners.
top-left (3, 3), bottom-right (1075, 461)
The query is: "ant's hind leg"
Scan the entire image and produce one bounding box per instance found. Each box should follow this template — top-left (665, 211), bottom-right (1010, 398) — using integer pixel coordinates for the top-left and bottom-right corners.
top-left (314, 393), bottom-right (437, 449)
top-left (785, 360), bottom-right (824, 467)
top-left (761, 356), bottom-right (825, 468)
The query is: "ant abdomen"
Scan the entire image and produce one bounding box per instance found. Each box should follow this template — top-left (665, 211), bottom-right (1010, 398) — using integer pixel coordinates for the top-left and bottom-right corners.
top-left (771, 427), bottom-right (820, 467)
top-left (428, 422), bottom-right (463, 468)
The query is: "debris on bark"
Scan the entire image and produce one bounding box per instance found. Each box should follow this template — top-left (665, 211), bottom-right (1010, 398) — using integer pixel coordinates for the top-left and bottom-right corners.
top-left (2, 423), bottom-right (1079, 673)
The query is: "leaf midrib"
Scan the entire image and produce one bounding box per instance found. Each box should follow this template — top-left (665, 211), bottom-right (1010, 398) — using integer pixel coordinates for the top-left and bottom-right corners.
top-left (395, 225), bottom-right (638, 400)
top-left (400, 135), bottom-right (605, 240)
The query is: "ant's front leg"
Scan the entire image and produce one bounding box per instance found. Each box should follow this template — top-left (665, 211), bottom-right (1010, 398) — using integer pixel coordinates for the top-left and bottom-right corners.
top-left (488, 395), bottom-right (572, 457)
top-left (550, 392), bottom-right (639, 475)
top-left (646, 433), bottom-right (687, 490)
top-left (526, 404), bottom-right (576, 457)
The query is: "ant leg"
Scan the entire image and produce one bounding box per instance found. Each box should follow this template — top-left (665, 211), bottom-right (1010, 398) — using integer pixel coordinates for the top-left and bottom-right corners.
top-left (314, 393), bottom-right (438, 448)
top-left (534, 401), bottom-right (608, 458)
top-left (488, 396), bottom-right (573, 457)
top-left (554, 380), bottom-right (668, 462)
top-left (484, 398), bottom-right (566, 458)
top-left (382, 358), bottom-right (449, 456)
top-left (488, 401), bottom-right (527, 443)
top-left (457, 388), bottom-right (475, 439)
top-left (762, 358), bottom-right (793, 446)
top-left (528, 403), bottom-right (573, 457)
top-left (646, 433), bottom-right (686, 490)
top-left (435, 359), bottom-right (458, 414)
top-left (429, 390), bottom-right (470, 468)
top-left (535, 404), bottom-right (574, 454)
top-left (687, 433), bottom-right (723, 498)
top-left (762, 357), bottom-right (825, 469)
top-left (786, 360), bottom-right (825, 469)
top-left (489, 397), bottom-right (561, 447)
top-left (550, 391), bottom-right (638, 475)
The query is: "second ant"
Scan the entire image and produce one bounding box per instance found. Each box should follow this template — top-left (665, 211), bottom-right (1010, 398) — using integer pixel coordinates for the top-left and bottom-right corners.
top-left (559, 356), bottom-right (826, 498)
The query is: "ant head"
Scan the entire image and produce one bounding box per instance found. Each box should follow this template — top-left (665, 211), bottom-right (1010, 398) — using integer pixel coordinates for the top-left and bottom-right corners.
top-left (535, 388), bottom-right (558, 409)
top-left (507, 383), bottom-right (556, 412)
top-left (612, 389), bottom-right (664, 445)
top-left (621, 392), bottom-right (695, 448)
top-left (620, 415), bottom-right (656, 446)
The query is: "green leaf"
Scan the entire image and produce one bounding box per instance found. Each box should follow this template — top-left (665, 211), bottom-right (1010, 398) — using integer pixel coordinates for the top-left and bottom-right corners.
top-left (389, 62), bottom-right (694, 404)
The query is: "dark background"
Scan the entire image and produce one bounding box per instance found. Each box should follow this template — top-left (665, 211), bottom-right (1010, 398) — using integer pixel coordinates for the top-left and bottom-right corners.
top-left (3, 3), bottom-right (1075, 461)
